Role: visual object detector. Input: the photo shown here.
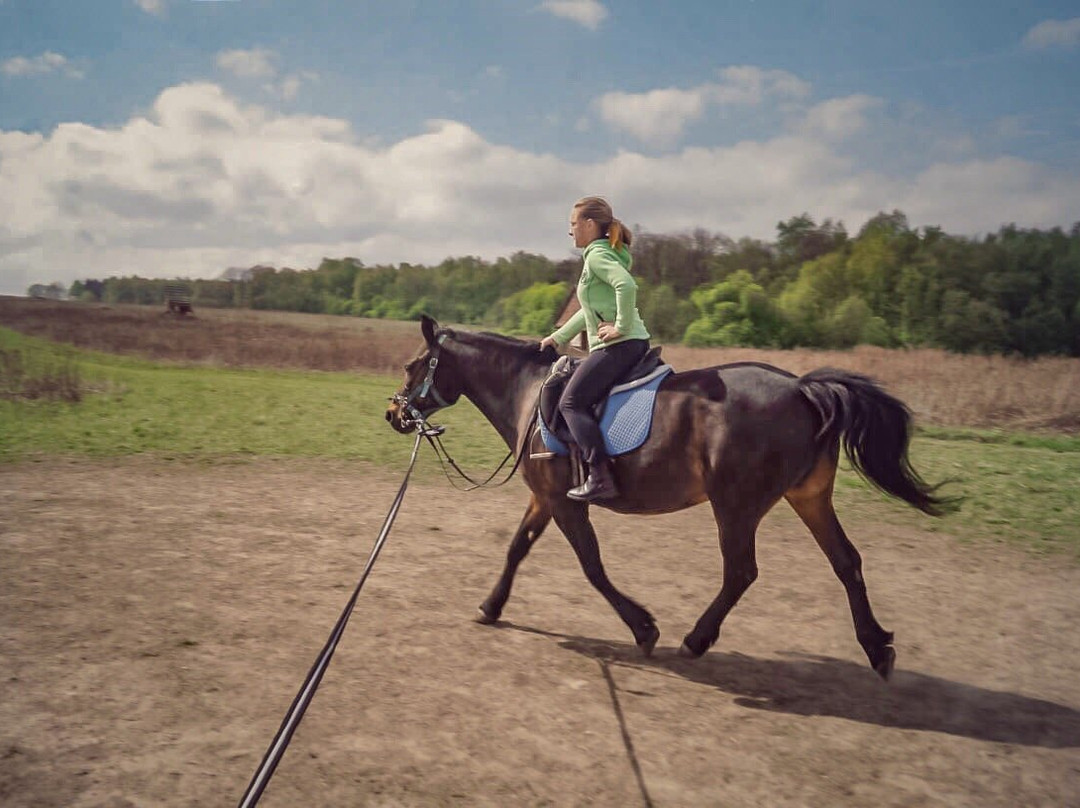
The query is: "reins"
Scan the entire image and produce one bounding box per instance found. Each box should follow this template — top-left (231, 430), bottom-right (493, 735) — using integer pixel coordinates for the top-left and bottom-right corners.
top-left (416, 407), bottom-right (535, 491)
top-left (424, 430), bottom-right (519, 490)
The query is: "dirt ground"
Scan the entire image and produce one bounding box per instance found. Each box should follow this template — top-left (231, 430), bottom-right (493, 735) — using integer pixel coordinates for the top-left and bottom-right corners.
top-left (1, 457), bottom-right (1079, 808)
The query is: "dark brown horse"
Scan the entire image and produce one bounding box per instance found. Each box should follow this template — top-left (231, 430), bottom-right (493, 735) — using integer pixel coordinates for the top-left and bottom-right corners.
top-left (386, 315), bottom-right (951, 680)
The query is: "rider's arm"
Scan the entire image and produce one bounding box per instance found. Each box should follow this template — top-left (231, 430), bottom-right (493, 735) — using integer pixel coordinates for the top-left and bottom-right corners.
top-left (549, 307), bottom-right (586, 346)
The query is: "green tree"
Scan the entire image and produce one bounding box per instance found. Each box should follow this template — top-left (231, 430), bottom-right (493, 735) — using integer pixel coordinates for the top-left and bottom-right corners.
top-left (1011, 299), bottom-right (1069, 357)
top-left (632, 230), bottom-right (722, 294)
top-left (774, 214), bottom-right (848, 284)
top-left (683, 271), bottom-right (784, 347)
top-left (709, 237), bottom-right (778, 289)
top-left (938, 290), bottom-right (1008, 353)
top-left (488, 281), bottom-right (568, 335)
top-left (28, 282), bottom-right (65, 300)
top-left (776, 251), bottom-right (849, 346)
top-left (638, 282), bottom-right (696, 342)
top-left (826, 295), bottom-right (891, 348)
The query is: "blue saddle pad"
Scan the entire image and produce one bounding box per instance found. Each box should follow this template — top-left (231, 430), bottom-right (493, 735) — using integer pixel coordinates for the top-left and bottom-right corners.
top-left (537, 365), bottom-right (673, 457)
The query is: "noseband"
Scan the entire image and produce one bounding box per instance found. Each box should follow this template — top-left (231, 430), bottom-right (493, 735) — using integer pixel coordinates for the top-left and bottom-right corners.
top-left (391, 333), bottom-right (454, 427)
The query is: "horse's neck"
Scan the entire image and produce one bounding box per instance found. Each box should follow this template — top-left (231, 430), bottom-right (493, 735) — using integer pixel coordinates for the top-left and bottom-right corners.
top-left (454, 342), bottom-right (546, 451)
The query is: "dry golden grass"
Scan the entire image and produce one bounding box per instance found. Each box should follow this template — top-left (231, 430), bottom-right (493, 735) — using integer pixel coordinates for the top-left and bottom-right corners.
top-left (0, 297), bottom-right (419, 374)
top-left (2, 296), bottom-right (1077, 433)
top-left (661, 344), bottom-right (1080, 433)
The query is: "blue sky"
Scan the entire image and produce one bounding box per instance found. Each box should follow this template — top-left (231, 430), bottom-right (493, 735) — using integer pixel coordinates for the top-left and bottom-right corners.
top-left (1, 0), bottom-right (1079, 295)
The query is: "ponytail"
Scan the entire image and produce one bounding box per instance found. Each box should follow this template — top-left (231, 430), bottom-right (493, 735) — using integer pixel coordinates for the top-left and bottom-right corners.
top-left (608, 218), bottom-right (632, 251)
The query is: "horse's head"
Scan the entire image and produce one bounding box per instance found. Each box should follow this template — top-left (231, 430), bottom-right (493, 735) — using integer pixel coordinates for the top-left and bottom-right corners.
top-left (385, 314), bottom-right (464, 433)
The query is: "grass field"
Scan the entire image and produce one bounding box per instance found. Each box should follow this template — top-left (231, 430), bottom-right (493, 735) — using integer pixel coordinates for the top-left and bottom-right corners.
top-left (2, 297), bottom-right (1078, 558)
top-left (0, 327), bottom-right (505, 469)
top-left (4, 296), bottom-right (1080, 433)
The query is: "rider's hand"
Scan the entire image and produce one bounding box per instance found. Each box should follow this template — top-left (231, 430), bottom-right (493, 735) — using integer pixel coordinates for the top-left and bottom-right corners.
top-left (539, 335), bottom-right (558, 350)
top-left (597, 322), bottom-right (622, 342)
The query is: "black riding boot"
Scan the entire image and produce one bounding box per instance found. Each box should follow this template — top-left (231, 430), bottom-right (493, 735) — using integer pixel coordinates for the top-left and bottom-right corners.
top-left (567, 458), bottom-right (619, 502)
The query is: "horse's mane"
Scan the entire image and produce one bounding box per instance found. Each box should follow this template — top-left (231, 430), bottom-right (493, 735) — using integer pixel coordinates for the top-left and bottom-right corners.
top-left (713, 360), bottom-right (797, 378)
top-left (451, 329), bottom-right (556, 366)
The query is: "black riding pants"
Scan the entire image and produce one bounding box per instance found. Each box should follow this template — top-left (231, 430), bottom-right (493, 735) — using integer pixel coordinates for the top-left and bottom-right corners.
top-left (558, 338), bottom-right (649, 465)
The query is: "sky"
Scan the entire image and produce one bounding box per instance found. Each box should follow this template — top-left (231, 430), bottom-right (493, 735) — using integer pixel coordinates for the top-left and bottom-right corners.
top-left (1, 0), bottom-right (1079, 296)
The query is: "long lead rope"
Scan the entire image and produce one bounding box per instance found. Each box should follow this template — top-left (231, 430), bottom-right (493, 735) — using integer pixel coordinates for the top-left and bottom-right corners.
top-left (236, 427), bottom-right (427, 808)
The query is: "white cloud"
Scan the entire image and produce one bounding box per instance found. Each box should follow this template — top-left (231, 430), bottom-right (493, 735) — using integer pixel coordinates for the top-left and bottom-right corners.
top-left (0, 84), bottom-right (576, 293)
top-left (217, 50), bottom-right (317, 100)
top-left (596, 87), bottom-right (709, 147)
top-left (799, 95), bottom-right (883, 140)
top-left (710, 65), bottom-right (811, 106)
top-left (1, 51), bottom-right (84, 79)
top-left (134, 0), bottom-right (165, 15)
top-left (1022, 17), bottom-right (1080, 49)
top-left (596, 67), bottom-right (810, 147)
top-left (894, 157), bottom-right (1080, 232)
top-left (539, 0), bottom-right (607, 30)
top-left (216, 48), bottom-right (278, 79)
top-left (278, 75), bottom-right (302, 101)
top-left (266, 71), bottom-right (317, 101)
top-left (2, 80), bottom-right (1078, 296)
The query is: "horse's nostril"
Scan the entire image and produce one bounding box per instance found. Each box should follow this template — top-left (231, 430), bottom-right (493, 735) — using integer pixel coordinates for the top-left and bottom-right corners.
top-left (385, 410), bottom-right (392, 422)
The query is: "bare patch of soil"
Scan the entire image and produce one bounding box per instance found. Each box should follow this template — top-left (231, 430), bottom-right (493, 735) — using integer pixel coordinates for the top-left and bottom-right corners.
top-left (2, 458), bottom-right (1079, 807)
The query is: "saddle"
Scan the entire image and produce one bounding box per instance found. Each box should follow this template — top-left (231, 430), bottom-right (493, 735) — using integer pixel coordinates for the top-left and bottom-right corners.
top-left (534, 346), bottom-right (671, 460)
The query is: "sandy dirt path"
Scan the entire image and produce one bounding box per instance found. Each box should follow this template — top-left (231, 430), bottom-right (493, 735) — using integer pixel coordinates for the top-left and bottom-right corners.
top-left (2, 458), bottom-right (1079, 807)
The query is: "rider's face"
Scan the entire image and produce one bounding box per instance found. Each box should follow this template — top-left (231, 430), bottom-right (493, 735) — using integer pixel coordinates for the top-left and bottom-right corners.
top-left (569, 210), bottom-right (600, 248)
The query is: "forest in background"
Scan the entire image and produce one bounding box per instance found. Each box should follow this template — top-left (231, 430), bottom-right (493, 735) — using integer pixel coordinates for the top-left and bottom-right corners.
top-left (39, 211), bottom-right (1080, 357)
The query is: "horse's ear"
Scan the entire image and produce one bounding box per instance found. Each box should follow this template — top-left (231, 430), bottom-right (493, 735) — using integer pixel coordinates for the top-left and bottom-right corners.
top-left (420, 314), bottom-right (439, 347)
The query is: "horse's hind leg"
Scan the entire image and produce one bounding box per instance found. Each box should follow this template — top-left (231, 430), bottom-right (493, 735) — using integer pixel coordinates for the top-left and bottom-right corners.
top-left (476, 494), bottom-right (552, 624)
top-left (551, 499), bottom-right (660, 657)
top-left (785, 455), bottom-right (895, 680)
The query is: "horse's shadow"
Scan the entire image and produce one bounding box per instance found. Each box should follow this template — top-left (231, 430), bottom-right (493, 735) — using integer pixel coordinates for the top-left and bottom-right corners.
top-left (497, 622), bottom-right (1080, 749)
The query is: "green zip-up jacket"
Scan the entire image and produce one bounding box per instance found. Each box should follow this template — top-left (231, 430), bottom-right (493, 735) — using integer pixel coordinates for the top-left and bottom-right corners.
top-left (551, 239), bottom-right (650, 352)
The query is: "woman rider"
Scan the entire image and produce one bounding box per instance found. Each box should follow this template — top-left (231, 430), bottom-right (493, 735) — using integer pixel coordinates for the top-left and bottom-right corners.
top-left (539, 196), bottom-right (651, 502)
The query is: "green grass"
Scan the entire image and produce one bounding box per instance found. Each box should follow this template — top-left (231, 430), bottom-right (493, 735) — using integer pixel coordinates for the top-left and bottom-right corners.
top-left (918, 424), bottom-right (1080, 453)
top-left (0, 329), bottom-right (85, 402)
top-left (834, 437), bottom-right (1080, 558)
top-left (0, 328), bottom-right (507, 473)
top-left (2, 327), bottom-right (1077, 558)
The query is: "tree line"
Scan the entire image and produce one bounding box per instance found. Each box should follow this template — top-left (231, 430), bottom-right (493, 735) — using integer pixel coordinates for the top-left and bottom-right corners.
top-left (61, 211), bottom-right (1080, 357)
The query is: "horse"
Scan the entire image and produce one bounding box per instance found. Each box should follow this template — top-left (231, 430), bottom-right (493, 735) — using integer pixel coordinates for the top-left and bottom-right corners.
top-left (385, 315), bottom-right (952, 680)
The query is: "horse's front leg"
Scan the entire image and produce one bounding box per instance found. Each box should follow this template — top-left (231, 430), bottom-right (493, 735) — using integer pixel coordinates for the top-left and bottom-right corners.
top-left (551, 499), bottom-right (660, 657)
top-left (475, 494), bottom-right (552, 624)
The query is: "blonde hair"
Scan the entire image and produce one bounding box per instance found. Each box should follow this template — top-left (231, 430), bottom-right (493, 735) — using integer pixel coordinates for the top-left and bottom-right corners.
top-left (574, 196), bottom-right (632, 251)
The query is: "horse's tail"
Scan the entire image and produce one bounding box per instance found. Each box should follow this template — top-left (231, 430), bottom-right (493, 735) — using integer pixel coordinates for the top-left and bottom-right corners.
top-left (797, 368), bottom-right (955, 516)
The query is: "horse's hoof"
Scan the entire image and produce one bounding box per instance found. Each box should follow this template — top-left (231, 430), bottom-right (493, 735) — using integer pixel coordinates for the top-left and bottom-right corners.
top-left (678, 641), bottom-right (704, 659)
top-left (473, 608), bottom-right (498, 625)
top-left (637, 625), bottom-right (660, 658)
top-left (873, 646), bottom-right (896, 681)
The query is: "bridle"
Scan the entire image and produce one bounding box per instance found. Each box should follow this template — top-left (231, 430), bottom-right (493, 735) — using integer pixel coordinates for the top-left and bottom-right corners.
top-left (390, 333), bottom-right (455, 429)
top-left (389, 332), bottom-right (529, 490)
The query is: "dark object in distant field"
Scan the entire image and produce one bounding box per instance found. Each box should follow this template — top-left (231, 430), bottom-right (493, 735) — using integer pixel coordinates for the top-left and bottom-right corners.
top-left (164, 283), bottom-right (194, 316)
